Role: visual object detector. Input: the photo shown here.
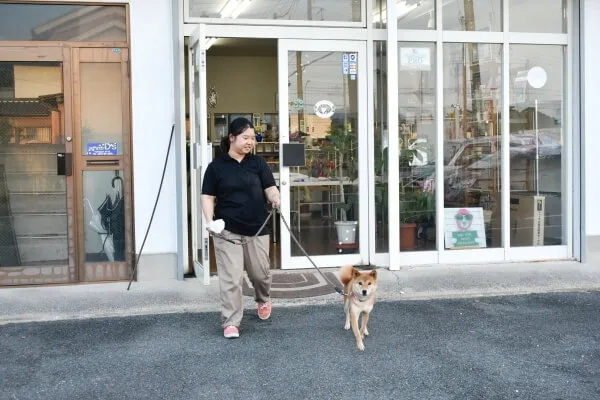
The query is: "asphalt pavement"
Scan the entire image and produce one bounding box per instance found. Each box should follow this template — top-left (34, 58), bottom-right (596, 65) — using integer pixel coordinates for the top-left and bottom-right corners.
top-left (2, 291), bottom-right (600, 400)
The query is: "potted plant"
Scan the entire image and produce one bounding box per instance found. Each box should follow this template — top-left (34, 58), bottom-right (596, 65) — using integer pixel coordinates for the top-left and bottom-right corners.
top-left (322, 123), bottom-right (358, 244)
top-left (414, 190), bottom-right (436, 247)
top-left (399, 193), bottom-right (419, 250)
top-left (0, 118), bottom-right (12, 144)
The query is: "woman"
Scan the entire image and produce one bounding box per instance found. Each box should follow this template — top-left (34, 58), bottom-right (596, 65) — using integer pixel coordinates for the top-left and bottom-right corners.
top-left (201, 117), bottom-right (280, 339)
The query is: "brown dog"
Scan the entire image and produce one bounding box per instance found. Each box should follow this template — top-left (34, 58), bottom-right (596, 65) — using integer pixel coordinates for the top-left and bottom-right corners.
top-left (339, 265), bottom-right (378, 351)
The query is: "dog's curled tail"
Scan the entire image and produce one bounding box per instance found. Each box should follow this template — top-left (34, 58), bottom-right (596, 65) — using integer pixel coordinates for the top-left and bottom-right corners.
top-left (339, 264), bottom-right (355, 286)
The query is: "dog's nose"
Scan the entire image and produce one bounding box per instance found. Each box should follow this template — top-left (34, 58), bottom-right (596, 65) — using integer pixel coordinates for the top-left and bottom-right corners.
top-left (362, 290), bottom-right (367, 296)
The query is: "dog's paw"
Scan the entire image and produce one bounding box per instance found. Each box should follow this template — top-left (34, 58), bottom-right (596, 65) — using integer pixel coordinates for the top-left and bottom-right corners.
top-left (363, 328), bottom-right (369, 337)
top-left (344, 322), bottom-right (350, 330)
top-left (357, 341), bottom-right (365, 351)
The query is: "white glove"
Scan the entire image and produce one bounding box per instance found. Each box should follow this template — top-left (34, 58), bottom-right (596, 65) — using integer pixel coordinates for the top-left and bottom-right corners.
top-left (207, 219), bottom-right (225, 234)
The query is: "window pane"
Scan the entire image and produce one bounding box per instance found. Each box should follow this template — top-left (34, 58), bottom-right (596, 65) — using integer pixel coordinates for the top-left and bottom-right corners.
top-left (399, 43), bottom-right (436, 251)
top-left (374, 41), bottom-right (387, 252)
top-left (83, 170), bottom-right (125, 262)
top-left (287, 50), bottom-right (360, 256)
top-left (510, 0), bottom-right (566, 33)
top-left (443, 0), bottom-right (502, 31)
top-left (398, 0), bottom-right (435, 29)
top-left (80, 63), bottom-right (123, 156)
top-left (509, 45), bottom-right (564, 246)
top-left (373, 0), bottom-right (386, 28)
top-left (0, 4), bottom-right (126, 42)
top-left (373, 0), bottom-right (436, 29)
top-left (189, 0), bottom-right (362, 23)
top-left (443, 43), bottom-right (503, 249)
top-left (0, 62), bottom-right (68, 267)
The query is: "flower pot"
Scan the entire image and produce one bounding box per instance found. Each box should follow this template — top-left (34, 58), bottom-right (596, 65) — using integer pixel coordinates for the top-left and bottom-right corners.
top-left (400, 223), bottom-right (417, 250)
top-left (335, 221), bottom-right (358, 244)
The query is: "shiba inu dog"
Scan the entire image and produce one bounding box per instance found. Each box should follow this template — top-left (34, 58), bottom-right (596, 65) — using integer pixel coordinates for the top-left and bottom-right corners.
top-left (339, 265), bottom-right (378, 351)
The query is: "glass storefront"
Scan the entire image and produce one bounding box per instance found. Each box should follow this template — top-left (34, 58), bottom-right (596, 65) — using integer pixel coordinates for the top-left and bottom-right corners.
top-left (185, 0), bottom-right (575, 268)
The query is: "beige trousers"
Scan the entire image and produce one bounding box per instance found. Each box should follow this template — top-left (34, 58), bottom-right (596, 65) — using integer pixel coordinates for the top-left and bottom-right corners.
top-left (212, 230), bottom-right (271, 328)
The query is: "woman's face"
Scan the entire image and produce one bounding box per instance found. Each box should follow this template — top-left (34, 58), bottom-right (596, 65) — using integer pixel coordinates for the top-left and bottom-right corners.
top-left (230, 127), bottom-right (256, 155)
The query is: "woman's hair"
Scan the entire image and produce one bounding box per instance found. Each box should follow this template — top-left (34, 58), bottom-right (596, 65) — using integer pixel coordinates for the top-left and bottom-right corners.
top-left (220, 117), bottom-right (254, 153)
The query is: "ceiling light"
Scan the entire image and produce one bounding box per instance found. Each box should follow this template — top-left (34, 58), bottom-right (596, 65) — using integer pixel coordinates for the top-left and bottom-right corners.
top-left (231, 0), bottom-right (251, 18)
top-left (219, 0), bottom-right (251, 19)
top-left (373, 0), bottom-right (420, 24)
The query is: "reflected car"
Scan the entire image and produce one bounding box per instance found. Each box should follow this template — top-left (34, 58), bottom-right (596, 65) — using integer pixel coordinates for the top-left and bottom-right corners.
top-left (422, 129), bottom-right (562, 202)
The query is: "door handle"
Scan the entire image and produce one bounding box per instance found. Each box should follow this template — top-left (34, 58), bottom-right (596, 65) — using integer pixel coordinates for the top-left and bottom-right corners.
top-left (56, 152), bottom-right (72, 176)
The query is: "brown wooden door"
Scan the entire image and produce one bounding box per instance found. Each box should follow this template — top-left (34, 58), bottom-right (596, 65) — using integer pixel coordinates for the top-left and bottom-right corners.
top-left (72, 47), bottom-right (133, 282)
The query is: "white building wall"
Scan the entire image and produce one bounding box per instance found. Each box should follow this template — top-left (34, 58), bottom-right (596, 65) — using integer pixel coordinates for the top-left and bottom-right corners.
top-left (584, 0), bottom-right (600, 238)
top-left (129, 0), bottom-right (178, 275)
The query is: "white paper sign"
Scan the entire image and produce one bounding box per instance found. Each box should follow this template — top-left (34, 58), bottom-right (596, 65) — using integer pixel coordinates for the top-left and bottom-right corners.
top-left (400, 47), bottom-right (431, 71)
top-left (444, 207), bottom-right (487, 249)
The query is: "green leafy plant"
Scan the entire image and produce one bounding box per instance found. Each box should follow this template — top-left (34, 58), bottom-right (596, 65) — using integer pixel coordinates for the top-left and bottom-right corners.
top-left (400, 191), bottom-right (435, 224)
top-left (0, 118), bottom-right (12, 144)
top-left (321, 123), bottom-right (358, 221)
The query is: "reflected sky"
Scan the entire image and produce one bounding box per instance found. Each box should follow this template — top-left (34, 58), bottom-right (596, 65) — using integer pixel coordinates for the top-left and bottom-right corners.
top-left (0, 4), bottom-right (83, 41)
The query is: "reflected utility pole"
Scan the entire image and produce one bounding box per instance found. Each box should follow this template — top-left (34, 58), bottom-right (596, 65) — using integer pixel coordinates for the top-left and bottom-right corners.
top-left (296, 52), bottom-right (304, 135)
top-left (295, 0), bottom-right (313, 136)
top-left (464, 0), bottom-right (482, 137)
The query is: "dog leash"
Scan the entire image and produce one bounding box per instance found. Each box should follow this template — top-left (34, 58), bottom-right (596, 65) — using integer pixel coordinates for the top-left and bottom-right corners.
top-left (275, 210), bottom-right (344, 295)
top-left (209, 209), bottom-right (344, 295)
top-left (209, 209), bottom-right (275, 245)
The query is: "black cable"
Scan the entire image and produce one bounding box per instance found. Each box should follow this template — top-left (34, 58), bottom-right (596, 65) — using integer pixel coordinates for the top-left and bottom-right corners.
top-left (127, 124), bottom-right (175, 291)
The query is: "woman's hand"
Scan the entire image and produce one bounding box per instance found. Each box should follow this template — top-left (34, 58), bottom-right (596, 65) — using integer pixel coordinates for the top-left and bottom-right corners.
top-left (270, 197), bottom-right (281, 210)
top-left (265, 186), bottom-right (281, 210)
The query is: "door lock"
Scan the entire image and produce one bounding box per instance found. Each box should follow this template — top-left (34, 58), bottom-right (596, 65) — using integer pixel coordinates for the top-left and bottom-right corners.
top-left (65, 136), bottom-right (72, 142)
top-left (56, 153), bottom-right (72, 176)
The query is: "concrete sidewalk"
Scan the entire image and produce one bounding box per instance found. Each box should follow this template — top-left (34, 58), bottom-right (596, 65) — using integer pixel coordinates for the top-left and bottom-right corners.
top-left (2, 261), bottom-right (600, 325)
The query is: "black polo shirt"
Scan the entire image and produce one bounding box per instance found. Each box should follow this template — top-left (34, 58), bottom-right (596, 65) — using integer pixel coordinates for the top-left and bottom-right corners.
top-left (201, 153), bottom-right (276, 236)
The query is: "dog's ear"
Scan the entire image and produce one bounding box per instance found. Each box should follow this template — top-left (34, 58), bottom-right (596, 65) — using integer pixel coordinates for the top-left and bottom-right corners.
top-left (352, 267), bottom-right (361, 278)
top-left (369, 269), bottom-right (377, 279)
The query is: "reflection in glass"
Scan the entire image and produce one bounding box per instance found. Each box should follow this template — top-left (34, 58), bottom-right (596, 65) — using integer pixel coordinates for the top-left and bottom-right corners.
top-left (84, 170), bottom-right (125, 262)
top-left (374, 42), bottom-right (388, 252)
top-left (373, 0), bottom-right (387, 28)
top-left (287, 50), bottom-right (359, 256)
top-left (399, 43), bottom-right (436, 251)
top-left (443, 0), bottom-right (502, 31)
top-left (373, 0), bottom-right (436, 29)
top-left (509, 45), bottom-right (564, 246)
top-left (80, 63), bottom-right (123, 156)
top-left (189, 0), bottom-right (361, 22)
top-left (0, 62), bottom-right (67, 266)
top-left (510, 0), bottom-right (566, 33)
top-left (443, 43), bottom-right (503, 249)
top-left (0, 4), bottom-right (126, 42)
